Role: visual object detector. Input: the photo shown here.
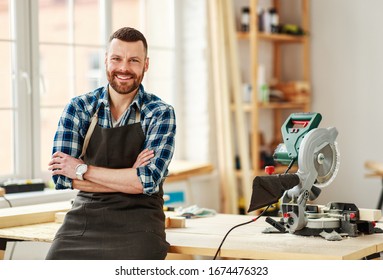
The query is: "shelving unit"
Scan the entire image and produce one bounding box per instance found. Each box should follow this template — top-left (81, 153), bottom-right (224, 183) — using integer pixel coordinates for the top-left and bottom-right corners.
top-left (232, 0), bottom-right (311, 211)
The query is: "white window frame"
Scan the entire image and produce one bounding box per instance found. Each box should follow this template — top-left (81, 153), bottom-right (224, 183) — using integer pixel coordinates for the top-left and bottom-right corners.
top-left (6, 0), bottom-right (111, 181)
top-left (10, 0), bottom-right (35, 179)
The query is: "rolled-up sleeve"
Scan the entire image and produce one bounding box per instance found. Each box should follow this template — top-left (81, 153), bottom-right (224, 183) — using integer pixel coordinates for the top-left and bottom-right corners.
top-left (137, 105), bottom-right (176, 195)
top-left (52, 102), bottom-right (84, 189)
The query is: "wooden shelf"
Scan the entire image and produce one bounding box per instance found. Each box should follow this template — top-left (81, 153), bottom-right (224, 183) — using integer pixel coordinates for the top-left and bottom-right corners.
top-left (231, 102), bottom-right (309, 112)
top-left (229, 0), bottom-right (311, 212)
top-left (237, 31), bottom-right (305, 43)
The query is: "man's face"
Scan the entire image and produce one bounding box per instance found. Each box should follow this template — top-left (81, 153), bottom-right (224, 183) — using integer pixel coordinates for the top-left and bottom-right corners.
top-left (105, 39), bottom-right (148, 95)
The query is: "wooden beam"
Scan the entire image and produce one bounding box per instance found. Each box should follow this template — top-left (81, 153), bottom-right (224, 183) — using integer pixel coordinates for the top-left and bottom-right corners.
top-left (207, 0), bottom-right (238, 213)
top-left (55, 211), bottom-right (187, 228)
top-left (223, 0), bottom-right (253, 211)
top-left (0, 201), bottom-right (72, 229)
top-left (365, 161), bottom-right (383, 175)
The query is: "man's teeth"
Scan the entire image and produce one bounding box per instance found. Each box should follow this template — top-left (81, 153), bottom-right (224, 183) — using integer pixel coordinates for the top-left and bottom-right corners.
top-left (116, 75), bottom-right (132, 80)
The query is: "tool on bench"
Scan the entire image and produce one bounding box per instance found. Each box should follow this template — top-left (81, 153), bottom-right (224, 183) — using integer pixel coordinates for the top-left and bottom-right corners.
top-left (248, 112), bottom-right (381, 240)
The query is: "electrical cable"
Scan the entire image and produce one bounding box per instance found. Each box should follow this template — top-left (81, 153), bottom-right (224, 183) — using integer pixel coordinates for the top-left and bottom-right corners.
top-left (212, 205), bottom-right (271, 260)
top-left (284, 158), bottom-right (296, 174)
top-left (8, 242), bottom-right (17, 260)
top-left (0, 188), bottom-right (13, 208)
top-left (1, 195), bottom-right (13, 208)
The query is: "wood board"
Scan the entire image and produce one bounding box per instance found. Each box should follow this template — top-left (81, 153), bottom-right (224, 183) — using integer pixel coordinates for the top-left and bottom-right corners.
top-left (207, 0), bottom-right (238, 214)
top-left (0, 201), bottom-right (72, 229)
top-left (54, 210), bottom-right (186, 228)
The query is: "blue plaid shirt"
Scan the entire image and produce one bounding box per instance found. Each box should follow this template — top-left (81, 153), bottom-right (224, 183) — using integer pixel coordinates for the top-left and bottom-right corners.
top-left (52, 84), bottom-right (176, 195)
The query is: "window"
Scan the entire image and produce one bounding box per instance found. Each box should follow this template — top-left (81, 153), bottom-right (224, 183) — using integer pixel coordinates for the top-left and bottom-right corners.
top-left (0, 0), bottom-right (178, 183)
top-left (0, 0), bottom-right (13, 176)
top-left (38, 0), bottom-right (108, 179)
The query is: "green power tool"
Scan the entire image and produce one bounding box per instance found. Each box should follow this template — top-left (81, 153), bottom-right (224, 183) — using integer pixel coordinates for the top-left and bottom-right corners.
top-left (248, 112), bottom-right (341, 235)
top-left (273, 112), bottom-right (322, 166)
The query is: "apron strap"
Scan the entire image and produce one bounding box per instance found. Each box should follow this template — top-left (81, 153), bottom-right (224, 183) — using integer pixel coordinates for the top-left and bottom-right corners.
top-left (135, 108), bottom-right (140, 123)
top-left (80, 108), bottom-right (99, 159)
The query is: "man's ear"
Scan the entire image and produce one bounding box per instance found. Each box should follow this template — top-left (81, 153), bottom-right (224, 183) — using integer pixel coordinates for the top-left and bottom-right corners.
top-left (144, 57), bottom-right (149, 72)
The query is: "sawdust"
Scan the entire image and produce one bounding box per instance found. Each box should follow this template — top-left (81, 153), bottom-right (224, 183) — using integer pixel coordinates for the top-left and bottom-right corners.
top-left (319, 230), bottom-right (342, 241)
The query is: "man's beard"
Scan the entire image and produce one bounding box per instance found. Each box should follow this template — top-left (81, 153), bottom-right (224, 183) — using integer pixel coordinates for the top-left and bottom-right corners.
top-left (107, 69), bottom-right (145, 95)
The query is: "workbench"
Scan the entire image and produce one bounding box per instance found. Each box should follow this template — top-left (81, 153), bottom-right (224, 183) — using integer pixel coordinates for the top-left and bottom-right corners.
top-left (0, 209), bottom-right (382, 260)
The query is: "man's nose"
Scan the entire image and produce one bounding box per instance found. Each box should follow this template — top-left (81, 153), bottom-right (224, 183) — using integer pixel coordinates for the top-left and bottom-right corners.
top-left (119, 59), bottom-right (132, 72)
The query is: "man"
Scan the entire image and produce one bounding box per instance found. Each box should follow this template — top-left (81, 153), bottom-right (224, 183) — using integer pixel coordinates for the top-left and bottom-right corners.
top-left (46, 27), bottom-right (176, 260)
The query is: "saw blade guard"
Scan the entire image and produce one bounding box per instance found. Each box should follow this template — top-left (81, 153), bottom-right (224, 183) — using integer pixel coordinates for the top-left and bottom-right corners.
top-left (297, 127), bottom-right (340, 192)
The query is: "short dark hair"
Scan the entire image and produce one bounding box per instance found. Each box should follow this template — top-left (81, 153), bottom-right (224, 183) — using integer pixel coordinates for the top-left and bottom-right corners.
top-left (108, 27), bottom-right (148, 55)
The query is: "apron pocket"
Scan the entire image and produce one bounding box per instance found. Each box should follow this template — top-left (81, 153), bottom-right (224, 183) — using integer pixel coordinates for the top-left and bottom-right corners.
top-left (54, 203), bottom-right (87, 238)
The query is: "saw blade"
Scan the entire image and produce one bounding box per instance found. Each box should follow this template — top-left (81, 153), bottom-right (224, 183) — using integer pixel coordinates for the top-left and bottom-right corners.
top-left (313, 142), bottom-right (340, 188)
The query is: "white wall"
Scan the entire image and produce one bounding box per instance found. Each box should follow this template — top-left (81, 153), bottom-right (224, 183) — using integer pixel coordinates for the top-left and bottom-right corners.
top-left (311, 0), bottom-right (383, 209)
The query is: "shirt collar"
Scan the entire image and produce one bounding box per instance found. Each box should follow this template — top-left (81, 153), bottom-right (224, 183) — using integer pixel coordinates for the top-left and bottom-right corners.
top-left (132, 84), bottom-right (145, 111)
top-left (98, 85), bottom-right (109, 110)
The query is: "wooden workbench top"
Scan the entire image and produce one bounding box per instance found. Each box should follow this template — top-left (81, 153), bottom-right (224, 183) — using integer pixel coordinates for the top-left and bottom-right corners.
top-left (1, 212), bottom-right (382, 260)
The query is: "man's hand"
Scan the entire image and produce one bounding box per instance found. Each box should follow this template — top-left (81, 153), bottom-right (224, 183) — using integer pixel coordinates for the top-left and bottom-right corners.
top-left (48, 151), bottom-right (84, 179)
top-left (132, 148), bottom-right (154, 168)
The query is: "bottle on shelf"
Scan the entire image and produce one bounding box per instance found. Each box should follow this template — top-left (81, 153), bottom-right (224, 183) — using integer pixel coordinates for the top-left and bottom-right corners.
top-left (269, 8), bottom-right (280, 33)
top-left (241, 7), bottom-right (250, 32)
top-left (257, 64), bottom-right (269, 103)
top-left (257, 7), bottom-right (264, 32)
top-left (262, 8), bottom-right (271, 33)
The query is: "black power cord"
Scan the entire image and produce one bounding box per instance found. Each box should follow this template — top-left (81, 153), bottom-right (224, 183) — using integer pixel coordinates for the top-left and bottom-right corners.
top-left (212, 159), bottom-right (296, 260)
top-left (2, 195), bottom-right (13, 208)
top-left (213, 205), bottom-right (271, 260)
top-left (284, 158), bottom-right (296, 174)
top-left (0, 188), bottom-right (13, 208)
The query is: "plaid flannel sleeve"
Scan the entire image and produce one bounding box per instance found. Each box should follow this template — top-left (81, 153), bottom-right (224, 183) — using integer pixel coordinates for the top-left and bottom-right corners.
top-left (51, 102), bottom-right (84, 189)
top-left (136, 105), bottom-right (176, 195)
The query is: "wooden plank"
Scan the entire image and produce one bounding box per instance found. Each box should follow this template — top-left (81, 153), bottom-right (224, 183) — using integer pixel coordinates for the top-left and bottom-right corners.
top-left (166, 160), bottom-right (214, 183)
top-left (165, 216), bottom-right (186, 228)
top-left (359, 208), bottom-right (382, 221)
top-left (249, 0), bottom-right (261, 183)
top-left (54, 212), bottom-right (67, 223)
top-left (55, 210), bottom-right (186, 228)
top-left (0, 201), bottom-right (72, 229)
top-left (365, 160), bottom-right (383, 175)
top-left (316, 204), bottom-right (382, 221)
top-left (207, 0), bottom-right (238, 214)
top-left (223, 0), bottom-right (253, 211)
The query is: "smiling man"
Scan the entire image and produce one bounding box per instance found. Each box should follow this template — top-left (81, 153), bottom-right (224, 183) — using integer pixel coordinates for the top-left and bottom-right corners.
top-left (46, 27), bottom-right (176, 260)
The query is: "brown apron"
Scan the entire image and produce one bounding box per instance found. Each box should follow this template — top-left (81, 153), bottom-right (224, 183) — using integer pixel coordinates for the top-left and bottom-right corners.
top-left (46, 109), bottom-right (169, 260)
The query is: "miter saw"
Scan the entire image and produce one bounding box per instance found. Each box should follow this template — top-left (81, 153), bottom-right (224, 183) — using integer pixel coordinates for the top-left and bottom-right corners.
top-left (248, 112), bottom-right (380, 240)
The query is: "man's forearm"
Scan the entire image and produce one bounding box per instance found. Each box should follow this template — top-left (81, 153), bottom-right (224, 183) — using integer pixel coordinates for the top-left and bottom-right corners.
top-left (72, 179), bottom-right (116, 193)
top-left (83, 166), bottom-right (144, 194)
